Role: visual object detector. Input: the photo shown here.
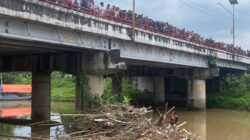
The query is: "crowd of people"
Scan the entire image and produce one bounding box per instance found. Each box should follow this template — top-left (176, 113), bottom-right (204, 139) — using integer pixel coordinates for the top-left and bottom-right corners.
top-left (42, 0), bottom-right (250, 57)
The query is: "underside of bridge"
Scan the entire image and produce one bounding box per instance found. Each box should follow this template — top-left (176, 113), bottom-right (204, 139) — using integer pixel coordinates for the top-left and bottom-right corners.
top-left (1, 31), bottom-right (246, 122)
top-left (0, 1), bottom-right (246, 121)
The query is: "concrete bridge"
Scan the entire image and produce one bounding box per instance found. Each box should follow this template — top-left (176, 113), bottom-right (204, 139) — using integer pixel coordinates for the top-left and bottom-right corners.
top-left (0, 0), bottom-right (249, 121)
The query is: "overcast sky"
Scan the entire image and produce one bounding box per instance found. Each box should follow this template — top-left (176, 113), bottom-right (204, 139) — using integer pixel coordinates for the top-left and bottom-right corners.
top-left (95, 0), bottom-right (250, 50)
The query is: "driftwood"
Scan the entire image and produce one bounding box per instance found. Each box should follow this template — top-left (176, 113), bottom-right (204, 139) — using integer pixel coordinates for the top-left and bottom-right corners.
top-left (177, 121), bottom-right (187, 128)
top-left (155, 106), bottom-right (175, 126)
top-left (62, 104), bottom-right (201, 140)
top-left (29, 119), bottom-right (59, 126)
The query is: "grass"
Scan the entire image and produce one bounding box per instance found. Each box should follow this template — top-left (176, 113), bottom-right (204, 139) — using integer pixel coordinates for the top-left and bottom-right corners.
top-left (50, 76), bottom-right (138, 105)
top-left (1, 72), bottom-right (138, 104)
top-left (207, 90), bottom-right (250, 111)
top-left (51, 73), bottom-right (75, 102)
top-left (51, 102), bottom-right (75, 113)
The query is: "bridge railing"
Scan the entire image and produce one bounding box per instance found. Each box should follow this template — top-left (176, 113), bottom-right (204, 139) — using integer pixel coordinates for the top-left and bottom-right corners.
top-left (39, 0), bottom-right (249, 57)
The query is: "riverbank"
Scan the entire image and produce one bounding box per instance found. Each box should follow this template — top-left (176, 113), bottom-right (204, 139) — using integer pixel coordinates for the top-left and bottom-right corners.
top-left (207, 91), bottom-right (250, 111)
top-left (51, 76), bottom-right (75, 102)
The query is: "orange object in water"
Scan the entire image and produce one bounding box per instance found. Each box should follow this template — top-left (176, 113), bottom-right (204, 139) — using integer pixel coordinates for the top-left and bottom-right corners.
top-left (2, 84), bottom-right (32, 93)
top-left (0, 107), bottom-right (31, 118)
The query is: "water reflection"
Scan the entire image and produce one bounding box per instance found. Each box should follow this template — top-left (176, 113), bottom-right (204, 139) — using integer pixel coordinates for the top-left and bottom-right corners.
top-left (0, 101), bottom-right (31, 118)
top-left (179, 110), bottom-right (206, 139)
top-left (206, 109), bottom-right (250, 140)
top-left (1, 102), bottom-right (250, 140)
top-left (0, 101), bottom-right (74, 139)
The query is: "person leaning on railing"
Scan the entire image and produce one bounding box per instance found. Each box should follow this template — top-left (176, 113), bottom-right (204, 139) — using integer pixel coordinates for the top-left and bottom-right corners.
top-left (39, 0), bottom-right (250, 56)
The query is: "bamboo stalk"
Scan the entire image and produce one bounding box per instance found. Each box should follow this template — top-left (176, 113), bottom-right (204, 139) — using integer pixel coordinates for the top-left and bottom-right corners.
top-left (177, 122), bottom-right (187, 128)
top-left (29, 119), bottom-right (59, 126)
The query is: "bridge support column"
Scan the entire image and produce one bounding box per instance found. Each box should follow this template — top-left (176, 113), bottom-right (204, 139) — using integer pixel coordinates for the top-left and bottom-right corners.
top-left (154, 76), bottom-right (165, 106)
top-left (188, 80), bottom-right (206, 110)
top-left (31, 71), bottom-right (51, 121)
top-left (75, 74), bottom-right (104, 113)
top-left (112, 74), bottom-right (122, 102)
top-left (88, 75), bottom-right (104, 97)
top-left (132, 77), bottom-right (154, 92)
top-left (75, 75), bottom-right (86, 113)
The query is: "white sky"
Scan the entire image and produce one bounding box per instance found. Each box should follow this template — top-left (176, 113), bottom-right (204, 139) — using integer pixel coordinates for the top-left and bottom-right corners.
top-left (95, 0), bottom-right (250, 50)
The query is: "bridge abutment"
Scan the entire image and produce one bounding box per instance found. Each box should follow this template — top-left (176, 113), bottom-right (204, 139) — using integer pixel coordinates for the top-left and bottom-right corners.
top-left (31, 71), bottom-right (51, 121)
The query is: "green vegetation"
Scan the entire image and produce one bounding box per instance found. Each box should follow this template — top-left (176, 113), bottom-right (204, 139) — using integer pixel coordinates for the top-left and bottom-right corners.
top-left (1, 72), bottom-right (138, 104)
top-left (1, 72), bottom-right (31, 84)
top-left (51, 72), bottom-right (75, 102)
top-left (207, 73), bottom-right (250, 111)
top-left (51, 102), bottom-right (75, 114)
top-left (208, 53), bottom-right (218, 68)
top-left (1, 72), bottom-right (75, 102)
top-left (102, 78), bottom-right (138, 104)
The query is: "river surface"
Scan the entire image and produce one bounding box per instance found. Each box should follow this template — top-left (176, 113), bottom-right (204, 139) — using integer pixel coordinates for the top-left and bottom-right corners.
top-left (1, 101), bottom-right (250, 140)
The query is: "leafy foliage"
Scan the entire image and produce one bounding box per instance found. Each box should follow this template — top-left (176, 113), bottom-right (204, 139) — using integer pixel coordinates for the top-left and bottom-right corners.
top-left (1, 72), bottom-right (31, 84)
top-left (223, 73), bottom-right (250, 94)
top-left (208, 53), bottom-right (218, 68)
top-left (207, 73), bottom-right (250, 111)
top-left (103, 78), bottom-right (139, 104)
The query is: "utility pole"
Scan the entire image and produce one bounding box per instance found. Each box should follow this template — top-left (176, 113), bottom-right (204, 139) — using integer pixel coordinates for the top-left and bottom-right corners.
top-left (229, 0), bottom-right (238, 48)
top-left (218, 0), bottom-right (238, 48)
top-left (232, 4), bottom-right (235, 48)
top-left (132, 0), bottom-right (135, 39)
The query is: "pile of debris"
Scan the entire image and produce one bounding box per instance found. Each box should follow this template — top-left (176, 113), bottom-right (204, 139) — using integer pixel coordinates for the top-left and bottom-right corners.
top-left (61, 104), bottom-right (202, 140)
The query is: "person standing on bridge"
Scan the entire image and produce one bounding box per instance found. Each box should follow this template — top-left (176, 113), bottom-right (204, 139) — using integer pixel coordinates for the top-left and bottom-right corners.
top-left (81, 0), bottom-right (94, 9)
top-left (99, 2), bottom-right (106, 16)
top-left (75, 0), bottom-right (81, 8)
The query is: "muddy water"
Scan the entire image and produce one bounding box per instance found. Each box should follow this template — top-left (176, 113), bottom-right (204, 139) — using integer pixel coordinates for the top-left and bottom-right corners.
top-left (1, 102), bottom-right (250, 140)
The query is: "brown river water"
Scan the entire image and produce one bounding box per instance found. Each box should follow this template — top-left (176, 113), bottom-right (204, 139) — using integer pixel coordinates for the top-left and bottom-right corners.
top-left (1, 101), bottom-right (250, 140)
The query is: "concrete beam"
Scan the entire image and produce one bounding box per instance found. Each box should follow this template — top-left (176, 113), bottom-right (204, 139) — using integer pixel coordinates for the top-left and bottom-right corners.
top-left (174, 68), bottom-right (220, 80)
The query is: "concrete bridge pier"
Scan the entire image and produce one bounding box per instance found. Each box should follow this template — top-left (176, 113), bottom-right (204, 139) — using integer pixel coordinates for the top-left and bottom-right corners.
top-left (132, 77), bottom-right (154, 92)
top-left (132, 76), bottom-right (165, 106)
top-left (88, 75), bottom-right (104, 97)
top-left (75, 74), bottom-right (104, 113)
top-left (31, 71), bottom-right (51, 121)
top-left (75, 75), bottom-right (86, 113)
top-left (112, 74), bottom-right (122, 101)
top-left (175, 68), bottom-right (219, 110)
top-left (153, 76), bottom-right (165, 106)
top-left (75, 52), bottom-right (105, 113)
top-left (187, 80), bottom-right (206, 110)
